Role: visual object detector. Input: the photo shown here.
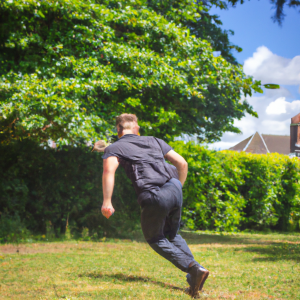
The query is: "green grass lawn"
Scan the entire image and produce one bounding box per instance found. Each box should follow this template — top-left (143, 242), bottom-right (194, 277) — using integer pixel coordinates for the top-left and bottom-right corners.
top-left (0, 231), bottom-right (299, 299)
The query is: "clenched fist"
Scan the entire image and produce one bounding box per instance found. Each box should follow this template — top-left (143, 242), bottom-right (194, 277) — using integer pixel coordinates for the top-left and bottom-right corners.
top-left (101, 204), bottom-right (115, 219)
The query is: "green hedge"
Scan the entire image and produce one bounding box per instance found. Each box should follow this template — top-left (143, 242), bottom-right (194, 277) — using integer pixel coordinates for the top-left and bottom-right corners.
top-left (0, 140), bottom-right (139, 241)
top-left (171, 141), bottom-right (300, 232)
top-left (0, 141), bottom-right (300, 242)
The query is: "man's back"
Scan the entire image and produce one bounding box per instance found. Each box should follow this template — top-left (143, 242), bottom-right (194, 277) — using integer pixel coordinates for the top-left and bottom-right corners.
top-left (103, 134), bottom-right (174, 195)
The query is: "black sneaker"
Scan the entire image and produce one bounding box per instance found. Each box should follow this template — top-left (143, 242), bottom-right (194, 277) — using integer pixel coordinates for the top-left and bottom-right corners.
top-left (186, 263), bottom-right (209, 298)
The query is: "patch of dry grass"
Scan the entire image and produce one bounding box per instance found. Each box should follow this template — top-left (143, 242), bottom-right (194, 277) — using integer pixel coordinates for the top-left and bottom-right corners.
top-left (0, 231), bottom-right (299, 299)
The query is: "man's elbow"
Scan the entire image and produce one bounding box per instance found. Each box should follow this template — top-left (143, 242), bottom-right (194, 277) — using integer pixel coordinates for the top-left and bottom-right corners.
top-left (183, 160), bottom-right (188, 169)
top-left (178, 160), bottom-right (188, 170)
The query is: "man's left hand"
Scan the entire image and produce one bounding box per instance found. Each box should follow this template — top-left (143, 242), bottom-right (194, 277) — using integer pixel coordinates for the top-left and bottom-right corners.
top-left (101, 204), bottom-right (115, 219)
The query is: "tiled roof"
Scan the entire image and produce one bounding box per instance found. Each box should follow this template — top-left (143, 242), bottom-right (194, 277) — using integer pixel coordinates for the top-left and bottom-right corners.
top-left (229, 132), bottom-right (290, 155)
top-left (229, 135), bottom-right (252, 152)
top-left (262, 134), bottom-right (290, 155)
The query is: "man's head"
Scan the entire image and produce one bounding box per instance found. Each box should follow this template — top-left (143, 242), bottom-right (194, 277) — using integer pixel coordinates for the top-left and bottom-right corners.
top-left (116, 113), bottom-right (139, 138)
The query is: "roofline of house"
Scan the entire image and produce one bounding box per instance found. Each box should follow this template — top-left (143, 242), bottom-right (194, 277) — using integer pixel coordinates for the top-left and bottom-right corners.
top-left (260, 134), bottom-right (290, 136)
top-left (243, 132), bottom-right (255, 152)
top-left (258, 132), bottom-right (270, 153)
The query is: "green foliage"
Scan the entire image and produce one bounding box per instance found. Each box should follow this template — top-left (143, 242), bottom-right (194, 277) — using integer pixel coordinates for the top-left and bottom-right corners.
top-left (1, 140), bottom-right (299, 238)
top-left (147, 0), bottom-right (241, 65)
top-left (0, 0), bottom-right (261, 146)
top-left (0, 213), bottom-right (29, 244)
top-left (171, 141), bottom-right (300, 232)
top-left (263, 84), bottom-right (280, 89)
top-left (0, 140), bottom-right (139, 240)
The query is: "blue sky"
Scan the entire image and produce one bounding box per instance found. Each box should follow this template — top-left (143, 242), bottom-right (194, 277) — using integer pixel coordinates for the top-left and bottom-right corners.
top-left (210, 1), bottom-right (300, 63)
top-left (208, 1), bottom-right (300, 150)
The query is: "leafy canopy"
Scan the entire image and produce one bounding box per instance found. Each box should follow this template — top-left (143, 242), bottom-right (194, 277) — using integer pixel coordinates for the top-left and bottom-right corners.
top-left (0, 0), bottom-right (261, 146)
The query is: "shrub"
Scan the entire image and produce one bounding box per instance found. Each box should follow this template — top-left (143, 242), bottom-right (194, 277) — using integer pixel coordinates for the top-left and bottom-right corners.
top-left (171, 141), bottom-right (300, 232)
top-left (0, 213), bottom-right (29, 245)
top-left (0, 140), bottom-right (139, 240)
top-left (0, 140), bottom-right (299, 238)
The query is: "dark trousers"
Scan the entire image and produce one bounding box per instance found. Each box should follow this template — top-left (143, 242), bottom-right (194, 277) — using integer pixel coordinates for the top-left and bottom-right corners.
top-left (138, 178), bottom-right (195, 272)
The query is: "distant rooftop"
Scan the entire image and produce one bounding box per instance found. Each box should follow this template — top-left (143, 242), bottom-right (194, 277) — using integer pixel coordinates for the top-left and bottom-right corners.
top-left (229, 132), bottom-right (290, 155)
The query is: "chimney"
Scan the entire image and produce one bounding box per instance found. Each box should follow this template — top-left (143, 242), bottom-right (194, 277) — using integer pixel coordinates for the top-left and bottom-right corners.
top-left (291, 113), bottom-right (300, 156)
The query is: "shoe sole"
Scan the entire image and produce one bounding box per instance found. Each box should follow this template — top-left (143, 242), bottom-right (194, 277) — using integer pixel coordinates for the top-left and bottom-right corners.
top-left (184, 288), bottom-right (200, 299)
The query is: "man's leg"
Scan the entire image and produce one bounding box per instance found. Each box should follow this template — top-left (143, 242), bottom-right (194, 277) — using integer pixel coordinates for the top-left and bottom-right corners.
top-left (140, 187), bottom-right (196, 272)
top-left (163, 179), bottom-right (209, 296)
top-left (169, 234), bottom-right (194, 259)
top-left (163, 179), bottom-right (194, 260)
top-left (163, 212), bottom-right (195, 260)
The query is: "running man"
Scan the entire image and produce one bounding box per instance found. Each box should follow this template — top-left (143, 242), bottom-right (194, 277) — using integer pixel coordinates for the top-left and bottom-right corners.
top-left (100, 113), bottom-right (209, 298)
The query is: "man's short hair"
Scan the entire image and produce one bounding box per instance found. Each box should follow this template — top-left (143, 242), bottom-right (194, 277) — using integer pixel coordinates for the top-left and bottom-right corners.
top-left (116, 113), bottom-right (138, 131)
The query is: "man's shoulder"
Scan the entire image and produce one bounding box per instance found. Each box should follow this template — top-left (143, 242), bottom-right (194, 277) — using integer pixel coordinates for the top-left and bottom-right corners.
top-left (104, 136), bottom-right (136, 152)
top-left (118, 135), bottom-right (157, 143)
top-left (140, 135), bottom-right (163, 145)
top-left (105, 135), bottom-right (163, 150)
top-left (104, 141), bottom-right (121, 153)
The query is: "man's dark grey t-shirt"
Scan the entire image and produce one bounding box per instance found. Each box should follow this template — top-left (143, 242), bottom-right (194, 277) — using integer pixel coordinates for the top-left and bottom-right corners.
top-left (102, 134), bottom-right (178, 196)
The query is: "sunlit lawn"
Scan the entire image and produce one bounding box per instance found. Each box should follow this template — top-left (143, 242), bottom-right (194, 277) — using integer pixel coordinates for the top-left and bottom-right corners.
top-left (0, 231), bottom-right (299, 299)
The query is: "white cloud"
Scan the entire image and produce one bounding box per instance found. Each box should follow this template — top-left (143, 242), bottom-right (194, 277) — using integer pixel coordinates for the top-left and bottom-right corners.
top-left (244, 46), bottom-right (300, 85)
top-left (243, 46), bottom-right (273, 76)
top-left (288, 99), bottom-right (300, 112)
top-left (208, 47), bottom-right (300, 150)
top-left (266, 97), bottom-right (286, 115)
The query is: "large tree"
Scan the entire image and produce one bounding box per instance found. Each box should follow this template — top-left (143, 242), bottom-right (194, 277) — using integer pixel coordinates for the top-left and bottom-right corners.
top-left (0, 0), bottom-right (262, 146)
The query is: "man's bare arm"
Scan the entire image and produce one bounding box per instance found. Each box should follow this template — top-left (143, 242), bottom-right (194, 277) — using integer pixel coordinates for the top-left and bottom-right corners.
top-left (164, 150), bottom-right (188, 186)
top-left (102, 156), bottom-right (119, 218)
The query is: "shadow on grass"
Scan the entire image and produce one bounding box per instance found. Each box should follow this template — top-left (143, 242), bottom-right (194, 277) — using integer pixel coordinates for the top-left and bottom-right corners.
top-left (79, 272), bottom-right (186, 292)
top-left (244, 244), bottom-right (300, 262)
top-left (180, 231), bottom-right (300, 262)
top-left (180, 231), bottom-right (299, 246)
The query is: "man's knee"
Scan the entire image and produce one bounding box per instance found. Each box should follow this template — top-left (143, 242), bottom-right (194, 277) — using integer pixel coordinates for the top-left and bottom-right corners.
top-left (169, 233), bottom-right (183, 242)
top-left (146, 234), bottom-right (165, 245)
